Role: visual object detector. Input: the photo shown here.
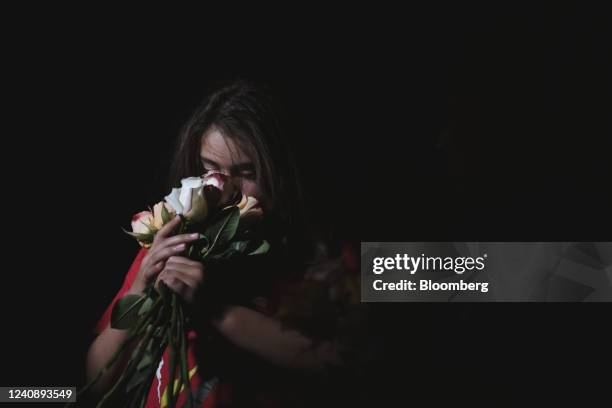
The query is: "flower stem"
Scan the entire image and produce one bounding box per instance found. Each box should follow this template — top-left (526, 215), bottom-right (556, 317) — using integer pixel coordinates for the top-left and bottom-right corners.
top-left (178, 303), bottom-right (195, 408)
top-left (166, 293), bottom-right (179, 408)
top-left (131, 330), bottom-right (168, 408)
top-left (70, 295), bottom-right (163, 407)
top-left (96, 296), bottom-right (167, 408)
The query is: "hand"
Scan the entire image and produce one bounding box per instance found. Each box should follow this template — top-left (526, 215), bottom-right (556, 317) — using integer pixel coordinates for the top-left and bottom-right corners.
top-left (154, 256), bottom-right (205, 304)
top-left (129, 216), bottom-right (201, 295)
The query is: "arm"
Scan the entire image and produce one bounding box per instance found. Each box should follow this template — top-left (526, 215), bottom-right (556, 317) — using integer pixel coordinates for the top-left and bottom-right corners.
top-left (154, 248), bottom-right (346, 372)
top-left (85, 217), bottom-right (200, 397)
top-left (212, 305), bottom-right (342, 371)
top-left (85, 300), bottom-right (139, 396)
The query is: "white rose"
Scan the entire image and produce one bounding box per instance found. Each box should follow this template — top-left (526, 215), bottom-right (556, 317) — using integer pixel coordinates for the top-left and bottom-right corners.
top-left (165, 177), bottom-right (205, 215)
top-left (164, 177), bottom-right (211, 223)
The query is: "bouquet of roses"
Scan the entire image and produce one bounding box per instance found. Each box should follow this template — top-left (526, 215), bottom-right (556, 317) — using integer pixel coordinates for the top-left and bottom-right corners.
top-left (79, 171), bottom-right (269, 408)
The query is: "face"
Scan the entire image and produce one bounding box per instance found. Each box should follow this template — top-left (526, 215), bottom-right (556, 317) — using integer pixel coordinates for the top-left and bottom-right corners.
top-left (200, 127), bottom-right (270, 210)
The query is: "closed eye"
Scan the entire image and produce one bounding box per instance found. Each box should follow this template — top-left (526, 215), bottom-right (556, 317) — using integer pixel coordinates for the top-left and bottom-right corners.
top-left (200, 158), bottom-right (220, 174)
top-left (200, 156), bottom-right (255, 179)
top-left (235, 164), bottom-right (256, 180)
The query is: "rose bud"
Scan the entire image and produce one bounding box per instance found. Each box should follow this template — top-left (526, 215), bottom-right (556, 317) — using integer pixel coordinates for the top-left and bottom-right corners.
top-left (128, 211), bottom-right (156, 248)
top-left (131, 211), bottom-right (154, 234)
top-left (202, 171), bottom-right (241, 209)
top-left (237, 195), bottom-right (262, 217)
top-left (152, 201), bottom-right (176, 229)
top-left (236, 196), bottom-right (264, 231)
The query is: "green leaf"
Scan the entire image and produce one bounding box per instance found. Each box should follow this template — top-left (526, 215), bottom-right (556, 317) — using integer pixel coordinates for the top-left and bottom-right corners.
top-left (203, 207), bottom-right (240, 253)
top-left (111, 294), bottom-right (146, 329)
top-left (207, 240), bottom-right (249, 260)
top-left (248, 240), bottom-right (270, 255)
top-left (125, 366), bottom-right (150, 393)
top-left (231, 240), bottom-right (249, 252)
top-left (161, 204), bottom-right (172, 224)
top-left (136, 353), bottom-right (154, 372)
top-left (184, 186), bottom-right (209, 223)
top-left (153, 325), bottom-right (166, 339)
top-left (122, 228), bottom-right (155, 244)
top-left (145, 223), bottom-right (158, 235)
top-left (138, 297), bottom-right (154, 316)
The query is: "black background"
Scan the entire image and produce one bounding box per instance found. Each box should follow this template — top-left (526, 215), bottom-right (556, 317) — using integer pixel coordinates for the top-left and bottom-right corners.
top-left (1, 4), bottom-right (610, 407)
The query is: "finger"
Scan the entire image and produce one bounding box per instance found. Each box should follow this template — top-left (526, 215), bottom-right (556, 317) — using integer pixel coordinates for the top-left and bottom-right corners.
top-left (154, 269), bottom-right (173, 291)
top-left (165, 262), bottom-right (205, 285)
top-left (160, 274), bottom-right (186, 294)
top-left (161, 267), bottom-right (201, 288)
top-left (156, 233), bottom-right (202, 250)
top-left (153, 215), bottom-right (182, 242)
top-left (154, 269), bottom-right (166, 290)
top-left (166, 256), bottom-right (203, 267)
top-left (160, 272), bottom-right (192, 299)
top-left (143, 261), bottom-right (164, 281)
top-left (148, 243), bottom-right (189, 265)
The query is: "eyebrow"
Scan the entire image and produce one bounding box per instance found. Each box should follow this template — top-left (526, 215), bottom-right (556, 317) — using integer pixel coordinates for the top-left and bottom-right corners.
top-left (200, 157), bottom-right (255, 171)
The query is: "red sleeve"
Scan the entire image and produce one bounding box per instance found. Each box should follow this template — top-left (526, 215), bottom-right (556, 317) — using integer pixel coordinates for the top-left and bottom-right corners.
top-left (93, 248), bottom-right (149, 334)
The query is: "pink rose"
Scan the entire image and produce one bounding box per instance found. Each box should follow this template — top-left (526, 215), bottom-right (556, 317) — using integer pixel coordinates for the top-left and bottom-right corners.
top-left (130, 211), bottom-right (156, 248)
top-left (202, 171), bottom-right (241, 209)
top-left (131, 211), bottom-right (154, 234)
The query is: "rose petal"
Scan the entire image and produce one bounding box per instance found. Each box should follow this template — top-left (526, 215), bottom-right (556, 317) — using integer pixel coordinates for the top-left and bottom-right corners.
top-left (181, 177), bottom-right (205, 189)
top-left (201, 172), bottom-right (243, 209)
top-left (202, 171), bottom-right (227, 190)
top-left (239, 196), bottom-right (259, 216)
top-left (178, 178), bottom-right (203, 212)
top-left (184, 186), bottom-right (208, 223)
top-left (236, 194), bottom-right (248, 210)
top-left (165, 188), bottom-right (184, 214)
top-left (153, 202), bottom-right (175, 229)
top-left (179, 186), bottom-right (193, 214)
top-left (131, 211), bottom-right (154, 234)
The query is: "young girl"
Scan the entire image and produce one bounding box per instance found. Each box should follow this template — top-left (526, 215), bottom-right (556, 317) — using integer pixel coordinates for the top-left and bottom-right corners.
top-left (86, 80), bottom-right (362, 407)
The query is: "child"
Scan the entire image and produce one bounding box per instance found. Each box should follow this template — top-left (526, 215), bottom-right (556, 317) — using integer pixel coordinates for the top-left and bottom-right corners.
top-left (86, 80), bottom-right (362, 407)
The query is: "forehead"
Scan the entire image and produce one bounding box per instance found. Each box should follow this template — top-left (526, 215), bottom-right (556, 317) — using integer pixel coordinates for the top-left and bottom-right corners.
top-left (200, 127), bottom-right (251, 165)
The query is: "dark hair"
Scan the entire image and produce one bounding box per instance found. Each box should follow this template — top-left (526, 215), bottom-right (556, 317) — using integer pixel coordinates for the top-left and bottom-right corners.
top-left (169, 79), bottom-right (314, 265)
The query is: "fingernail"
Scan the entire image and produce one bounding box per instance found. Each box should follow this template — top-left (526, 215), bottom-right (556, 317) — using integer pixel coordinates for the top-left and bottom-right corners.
top-left (190, 233), bottom-right (199, 239)
top-left (175, 244), bottom-right (186, 250)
